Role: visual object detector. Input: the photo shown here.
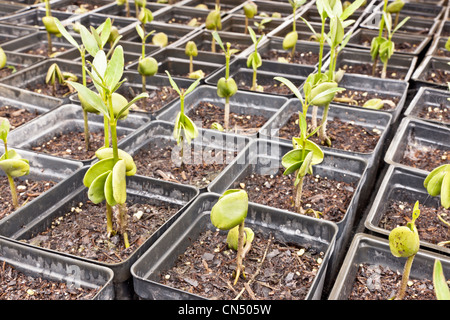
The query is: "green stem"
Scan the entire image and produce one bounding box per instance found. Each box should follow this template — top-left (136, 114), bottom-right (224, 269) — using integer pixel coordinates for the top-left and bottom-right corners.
top-left (319, 103), bottom-right (330, 146)
top-left (294, 175), bottom-right (304, 214)
top-left (317, 18), bottom-right (326, 78)
top-left (396, 255), bottom-right (415, 300)
top-left (224, 96), bottom-right (230, 131)
top-left (110, 122), bottom-right (119, 163)
top-left (381, 60), bottom-right (388, 79)
top-left (328, 48), bottom-right (335, 81)
top-left (233, 221), bottom-right (245, 285)
top-left (252, 69), bottom-right (257, 91)
top-left (103, 116), bottom-right (110, 148)
top-left (372, 0), bottom-right (388, 76)
top-left (81, 53), bottom-right (90, 151)
top-left (106, 203), bottom-right (114, 236)
top-left (189, 56), bottom-right (193, 74)
top-left (118, 203), bottom-right (130, 248)
top-left (142, 74), bottom-right (146, 93)
top-left (7, 174), bottom-right (19, 210)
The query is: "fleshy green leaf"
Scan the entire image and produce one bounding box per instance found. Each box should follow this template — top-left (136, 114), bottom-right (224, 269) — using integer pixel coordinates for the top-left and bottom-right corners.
top-left (0, 158), bottom-right (29, 177)
top-left (112, 159), bottom-right (127, 204)
top-left (88, 170), bottom-right (110, 204)
top-left (83, 158), bottom-right (115, 187)
top-left (210, 189), bottom-right (248, 230)
top-left (105, 45), bottom-right (124, 91)
top-left (433, 259), bottom-right (450, 300)
top-left (67, 80), bottom-right (110, 118)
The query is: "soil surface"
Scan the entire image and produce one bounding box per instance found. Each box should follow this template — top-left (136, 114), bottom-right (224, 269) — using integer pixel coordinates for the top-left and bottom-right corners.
top-left (340, 63), bottom-right (407, 80)
top-left (358, 36), bottom-right (419, 54)
top-left (378, 194), bottom-right (450, 248)
top-left (278, 114), bottom-right (381, 154)
top-left (348, 263), bottom-right (438, 300)
top-left (400, 133), bottom-right (449, 172)
top-left (422, 68), bottom-right (450, 85)
top-left (417, 103), bottom-right (450, 124)
top-left (54, 1), bottom-right (102, 13)
top-left (234, 73), bottom-right (302, 95)
top-left (125, 86), bottom-right (179, 114)
top-left (160, 229), bottom-right (324, 300)
top-left (333, 89), bottom-right (400, 110)
top-left (187, 101), bottom-right (268, 135)
top-left (436, 48), bottom-right (450, 58)
top-left (24, 200), bottom-right (181, 264)
top-left (0, 106), bottom-right (40, 130)
top-left (164, 15), bottom-right (205, 27)
top-left (261, 49), bottom-right (320, 66)
top-left (30, 130), bottom-right (119, 161)
top-left (0, 261), bottom-right (99, 300)
top-left (23, 43), bottom-right (69, 58)
top-left (26, 81), bottom-right (74, 99)
top-left (197, 42), bottom-right (249, 54)
top-left (233, 168), bottom-right (356, 223)
top-left (0, 177), bottom-right (56, 221)
top-left (0, 65), bottom-right (23, 79)
top-left (133, 139), bottom-right (236, 189)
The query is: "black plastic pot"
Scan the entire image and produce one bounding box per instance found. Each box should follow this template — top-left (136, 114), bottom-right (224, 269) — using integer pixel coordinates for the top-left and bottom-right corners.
top-left (426, 36), bottom-right (450, 60)
top-left (1, 51), bottom-right (45, 79)
top-left (157, 84), bottom-right (289, 138)
top-left (152, 5), bottom-right (212, 28)
top-left (6, 103), bottom-right (149, 165)
top-left (0, 166), bottom-right (200, 300)
top-left (411, 56), bottom-right (450, 89)
top-left (347, 28), bottom-right (431, 57)
top-left (372, 0), bottom-right (445, 20)
top-left (63, 13), bottom-right (139, 36)
top-left (116, 120), bottom-right (250, 191)
top-left (323, 47), bottom-right (417, 82)
top-left (360, 12), bottom-right (439, 37)
top-left (328, 233), bottom-right (450, 300)
top-left (207, 138), bottom-right (369, 292)
top-left (0, 2), bottom-right (30, 17)
top-left (384, 117), bottom-right (450, 174)
top-left (0, 237), bottom-right (115, 300)
top-left (147, 46), bottom-right (228, 66)
top-left (404, 86), bottom-right (450, 127)
top-left (231, 0), bottom-right (302, 19)
top-left (204, 58), bottom-right (314, 98)
top-left (301, 4), bottom-right (367, 29)
top-left (217, 13), bottom-right (286, 37)
top-left (437, 20), bottom-right (450, 37)
top-left (48, 0), bottom-right (116, 15)
top-left (95, 0), bottom-right (169, 18)
top-left (364, 165), bottom-right (450, 257)
top-left (130, 192), bottom-right (338, 300)
top-left (0, 7), bottom-right (74, 31)
top-left (178, 0), bottom-right (243, 13)
top-left (0, 22), bottom-right (37, 46)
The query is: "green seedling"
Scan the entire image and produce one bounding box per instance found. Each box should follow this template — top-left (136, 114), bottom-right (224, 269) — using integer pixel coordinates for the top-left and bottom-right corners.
top-left (387, 0), bottom-right (405, 29)
top-left (116, 0), bottom-right (131, 17)
top-left (152, 32), bottom-right (168, 48)
top-left (136, 24), bottom-right (158, 93)
top-left (243, 1), bottom-right (257, 34)
top-left (254, 17), bottom-right (272, 35)
top-left (433, 259), bottom-right (450, 300)
top-left (282, 0), bottom-right (306, 58)
top-left (67, 46), bottom-right (148, 248)
top-left (138, 0), bottom-right (153, 31)
top-left (165, 71), bottom-right (201, 169)
top-left (0, 118), bottom-right (30, 210)
top-left (389, 200), bottom-right (420, 300)
top-left (205, 6), bottom-right (222, 53)
top-left (0, 47), bottom-right (6, 69)
top-left (213, 31), bottom-right (238, 131)
top-left (246, 27), bottom-right (263, 92)
top-left (185, 40), bottom-right (204, 79)
top-left (45, 63), bottom-right (78, 96)
top-left (42, 0), bottom-right (61, 57)
top-left (210, 189), bottom-right (254, 285)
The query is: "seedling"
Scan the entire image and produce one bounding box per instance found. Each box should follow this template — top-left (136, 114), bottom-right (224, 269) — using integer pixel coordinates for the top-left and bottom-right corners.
top-left (184, 40), bottom-right (204, 79)
top-left (387, 0), bottom-right (405, 29)
top-left (45, 63), bottom-right (78, 96)
top-left (254, 17), bottom-right (272, 35)
top-left (165, 71), bottom-right (201, 169)
top-left (67, 46), bottom-right (148, 248)
top-left (137, 0), bottom-right (154, 32)
top-left (388, 200), bottom-right (420, 300)
top-left (0, 118), bottom-right (30, 210)
top-left (282, 0), bottom-right (306, 58)
top-left (0, 47), bottom-right (17, 74)
top-left (42, 0), bottom-right (60, 57)
top-left (152, 32), bottom-right (168, 48)
top-left (210, 189), bottom-right (254, 285)
top-left (246, 27), bottom-right (263, 92)
top-left (243, 1), bottom-right (257, 34)
top-left (205, 6), bottom-right (222, 53)
top-left (213, 31), bottom-right (238, 131)
top-left (136, 24), bottom-right (158, 93)
top-left (433, 259), bottom-right (450, 300)
top-left (116, 0), bottom-right (131, 17)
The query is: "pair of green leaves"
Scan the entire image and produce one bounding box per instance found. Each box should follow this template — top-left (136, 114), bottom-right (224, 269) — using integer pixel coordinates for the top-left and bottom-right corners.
top-left (389, 200), bottom-right (420, 258)
top-left (212, 32), bottom-right (238, 99)
top-left (424, 164), bottom-right (450, 209)
top-left (433, 259), bottom-right (450, 300)
top-left (246, 27), bottom-right (263, 71)
top-left (0, 119), bottom-right (29, 178)
top-left (84, 148), bottom-right (136, 206)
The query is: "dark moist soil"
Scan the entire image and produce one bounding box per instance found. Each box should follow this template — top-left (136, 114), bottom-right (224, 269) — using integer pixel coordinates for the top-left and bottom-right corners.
top-left (133, 139), bottom-right (236, 189)
top-left (400, 133), bottom-right (449, 172)
top-left (417, 103), bottom-right (450, 124)
top-left (125, 86), bottom-right (179, 113)
top-left (278, 114), bottom-right (381, 154)
top-left (24, 200), bottom-right (181, 264)
top-left (340, 63), bottom-right (407, 80)
top-left (234, 73), bottom-right (302, 95)
top-left (23, 43), bottom-right (68, 58)
top-left (165, 16), bottom-right (205, 27)
top-left (26, 81), bottom-right (73, 99)
top-left (197, 42), bottom-right (249, 54)
top-left (233, 168), bottom-right (356, 223)
top-left (378, 194), bottom-right (450, 248)
top-left (0, 261), bottom-right (99, 300)
top-left (349, 263), bottom-right (438, 300)
top-left (0, 106), bottom-right (40, 130)
top-left (0, 65), bottom-right (24, 79)
top-left (160, 229), bottom-right (324, 300)
top-left (359, 36), bottom-right (418, 54)
top-left (261, 49), bottom-right (320, 66)
top-left (187, 101), bottom-right (268, 135)
top-left (0, 177), bottom-right (56, 221)
top-left (423, 68), bottom-right (450, 85)
top-left (30, 130), bottom-right (121, 161)
top-left (54, 1), bottom-right (101, 13)
top-left (333, 89), bottom-right (400, 110)
top-left (436, 48), bottom-right (450, 58)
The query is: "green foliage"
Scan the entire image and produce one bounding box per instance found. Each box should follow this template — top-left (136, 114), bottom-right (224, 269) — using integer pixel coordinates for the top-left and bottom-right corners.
top-left (424, 164), bottom-right (450, 209)
top-left (389, 201), bottom-right (420, 258)
top-left (0, 47), bottom-right (5, 69)
top-left (433, 259), bottom-right (450, 300)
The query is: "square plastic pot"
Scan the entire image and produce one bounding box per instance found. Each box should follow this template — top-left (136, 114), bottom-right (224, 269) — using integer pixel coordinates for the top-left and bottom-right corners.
top-left (0, 2), bottom-right (30, 17)
top-left (230, 0), bottom-right (301, 19)
top-left (0, 22), bottom-right (37, 45)
top-left (216, 13), bottom-right (286, 37)
top-left (404, 86), bottom-right (450, 128)
top-left (328, 233), bottom-right (450, 300)
top-left (364, 165), bottom-right (450, 257)
top-left (411, 56), bottom-right (450, 90)
top-left (178, 0), bottom-right (243, 14)
top-left (130, 192), bottom-right (338, 300)
top-left (372, 0), bottom-right (445, 20)
top-left (1, 51), bottom-right (45, 80)
top-left (207, 138), bottom-right (369, 290)
top-left (385, 117), bottom-right (450, 174)
top-left (437, 20), bottom-right (450, 37)
top-left (347, 28), bottom-right (431, 57)
top-left (157, 84), bottom-right (289, 138)
top-left (152, 6), bottom-right (212, 28)
top-left (6, 103), bottom-right (150, 165)
top-left (94, 0), bottom-right (169, 18)
top-left (0, 237), bottom-right (115, 300)
top-left (115, 120), bottom-right (251, 192)
top-left (48, 0), bottom-right (118, 15)
top-left (204, 58), bottom-right (314, 98)
top-left (147, 46), bottom-right (227, 66)
top-left (0, 7), bottom-right (74, 30)
top-left (301, 4), bottom-right (367, 29)
top-left (63, 13), bottom-right (139, 36)
top-left (0, 166), bottom-right (200, 299)
top-left (323, 47), bottom-right (417, 82)
top-left (426, 36), bottom-right (450, 60)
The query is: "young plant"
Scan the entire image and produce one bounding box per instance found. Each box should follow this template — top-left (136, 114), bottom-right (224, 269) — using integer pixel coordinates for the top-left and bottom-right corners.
top-left (243, 1), bottom-right (257, 34)
top-left (116, 0), bottom-right (131, 17)
top-left (0, 118), bottom-right (30, 210)
top-left (205, 6), bottom-right (222, 53)
top-left (185, 41), bottom-right (205, 79)
top-left (136, 24), bottom-right (158, 93)
top-left (152, 32), bottom-right (169, 48)
top-left (274, 77), bottom-right (327, 215)
top-left (433, 259), bottom-right (450, 300)
top-left (282, 0), bottom-right (306, 58)
top-left (254, 17), bottom-right (272, 35)
top-left (246, 27), bottom-right (263, 92)
top-left (137, 0), bottom-right (154, 32)
top-left (388, 200), bottom-right (421, 300)
top-left (210, 189), bottom-right (254, 285)
top-left (213, 31), bottom-right (238, 132)
top-left (45, 63), bottom-right (78, 96)
top-left (67, 46), bottom-right (148, 248)
top-left (42, 0), bottom-right (61, 57)
top-left (165, 71), bottom-right (201, 169)
top-left (387, 0), bottom-right (405, 29)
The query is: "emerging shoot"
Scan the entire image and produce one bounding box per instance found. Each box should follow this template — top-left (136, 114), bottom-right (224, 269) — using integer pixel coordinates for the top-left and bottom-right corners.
top-left (136, 24), bottom-right (158, 93)
top-left (205, 6), bottom-right (222, 53)
top-left (243, 1), bottom-right (257, 34)
top-left (246, 27), bottom-right (263, 92)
